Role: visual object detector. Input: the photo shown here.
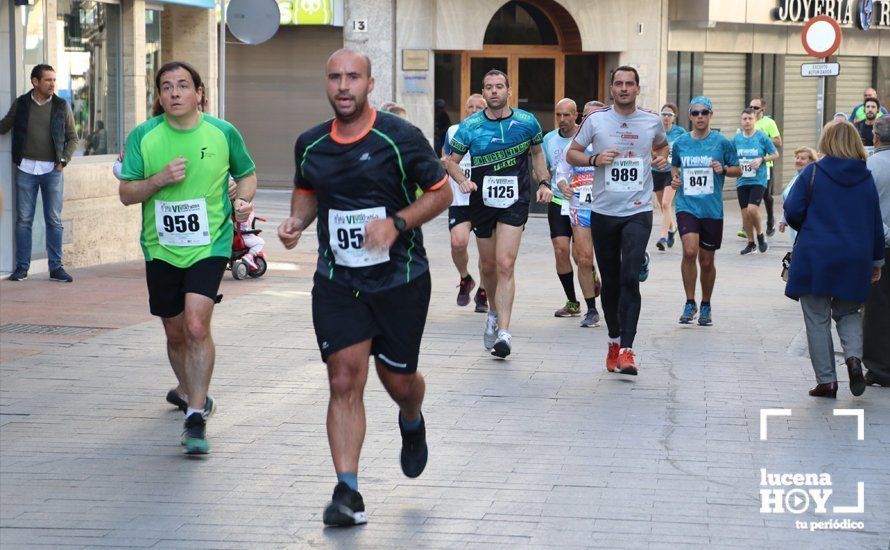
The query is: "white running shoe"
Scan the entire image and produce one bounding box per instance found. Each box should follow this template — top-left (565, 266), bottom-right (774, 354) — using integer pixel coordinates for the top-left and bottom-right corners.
top-left (483, 313), bottom-right (498, 350)
top-left (491, 330), bottom-right (512, 358)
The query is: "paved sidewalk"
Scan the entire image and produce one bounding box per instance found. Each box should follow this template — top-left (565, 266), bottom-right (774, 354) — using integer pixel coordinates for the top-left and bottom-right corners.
top-left (1, 190), bottom-right (888, 549)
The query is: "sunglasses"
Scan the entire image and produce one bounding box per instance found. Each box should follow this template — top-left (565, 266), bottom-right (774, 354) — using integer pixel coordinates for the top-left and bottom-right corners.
top-left (748, 105), bottom-right (761, 110)
top-left (690, 109), bottom-right (712, 117)
top-left (660, 112), bottom-right (676, 117)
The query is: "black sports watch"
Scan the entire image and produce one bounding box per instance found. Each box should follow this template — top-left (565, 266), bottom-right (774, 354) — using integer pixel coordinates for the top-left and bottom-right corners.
top-left (391, 215), bottom-right (408, 233)
top-left (538, 179), bottom-right (549, 189)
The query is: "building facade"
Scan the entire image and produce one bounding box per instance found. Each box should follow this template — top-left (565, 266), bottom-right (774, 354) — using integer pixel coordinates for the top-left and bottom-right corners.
top-left (2, 0), bottom-right (888, 271)
top-left (1, 0), bottom-right (218, 273)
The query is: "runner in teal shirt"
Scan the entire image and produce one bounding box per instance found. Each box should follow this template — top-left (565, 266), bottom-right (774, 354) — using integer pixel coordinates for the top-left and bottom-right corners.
top-left (733, 108), bottom-right (779, 254)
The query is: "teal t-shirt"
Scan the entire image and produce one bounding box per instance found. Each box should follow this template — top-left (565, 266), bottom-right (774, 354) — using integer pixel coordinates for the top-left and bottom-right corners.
top-left (121, 114), bottom-right (256, 268)
top-left (732, 130), bottom-right (776, 188)
top-left (671, 130), bottom-right (739, 220)
top-left (653, 125), bottom-right (687, 173)
top-left (542, 129), bottom-right (574, 203)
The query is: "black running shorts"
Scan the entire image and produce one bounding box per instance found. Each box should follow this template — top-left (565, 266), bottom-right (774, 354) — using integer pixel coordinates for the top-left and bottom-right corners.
top-left (311, 270), bottom-right (431, 374)
top-left (736, 185), bottom-right (765, 208)
top-left (676, 212), bottom-right (723, 251)
top-left (145, 257), bottom-right (227, 318)
top-left (652, 171), bottom-right (672, 193)
top-left (448, 205), bottom-right (472, 231)
top-left (547, 201), bottom-right (572, 239)
top-left (469, 201), bottom-right (529, 239)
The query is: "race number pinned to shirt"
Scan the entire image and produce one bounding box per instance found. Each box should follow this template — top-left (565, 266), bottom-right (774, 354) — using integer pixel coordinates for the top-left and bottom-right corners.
top-left (452, 155), bottom-right (473, 207)
top-left (155, 198), bottom-right (211, 247)
top-left (578, 185), bottom-right (594, 210)
top-left (605, 157), bottom-right (644, 192)
top-left (328, 207), bottom-right (389, 267)
top-left (482, 175), bottom-right (519, 208)
top-left (683, 167), bottom-right (714, 196)
top-left (739, 160), bottom-right (757, 178)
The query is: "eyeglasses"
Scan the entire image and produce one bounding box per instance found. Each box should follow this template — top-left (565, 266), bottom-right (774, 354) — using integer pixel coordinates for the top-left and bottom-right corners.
top-left (660, 112), bottom-right (676, 117)
top-left (748, 106), bottom-right (761, 110)
top-left (690, 109), bottom-right (712, 117)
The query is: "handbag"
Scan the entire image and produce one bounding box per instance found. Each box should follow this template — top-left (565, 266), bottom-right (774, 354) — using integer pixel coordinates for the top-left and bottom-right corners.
top-left (781, 167), bottom-right (816, 281)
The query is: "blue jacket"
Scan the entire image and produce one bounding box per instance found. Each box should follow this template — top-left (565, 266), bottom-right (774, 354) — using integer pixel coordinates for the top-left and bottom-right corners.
top-left (784, 157), bottom-right (885, 303)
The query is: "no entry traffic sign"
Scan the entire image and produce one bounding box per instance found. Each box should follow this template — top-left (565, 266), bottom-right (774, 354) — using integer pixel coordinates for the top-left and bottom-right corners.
top-left (801, 15), bottom-right (842, 58)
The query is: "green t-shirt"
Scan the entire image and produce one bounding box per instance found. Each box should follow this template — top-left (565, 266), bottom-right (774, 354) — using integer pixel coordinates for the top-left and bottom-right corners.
top-left (121, 114), bottom-right (255, 268)
top-left (755, 116), bottom-right (780, 168)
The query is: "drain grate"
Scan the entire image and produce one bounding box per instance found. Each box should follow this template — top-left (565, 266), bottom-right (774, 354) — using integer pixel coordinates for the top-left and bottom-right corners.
top-left (0, 323), bottom-right (103, 336)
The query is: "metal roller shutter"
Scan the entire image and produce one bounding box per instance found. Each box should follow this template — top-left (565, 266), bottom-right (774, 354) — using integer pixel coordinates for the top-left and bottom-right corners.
top-left (779, 55), bottom-right (819, 191)
top-left (226, 26), bottom-right (343, 187)
top-left (834, 56), bottom-right (873, 120)
top-left (702, 53), bottom-right (746, 199)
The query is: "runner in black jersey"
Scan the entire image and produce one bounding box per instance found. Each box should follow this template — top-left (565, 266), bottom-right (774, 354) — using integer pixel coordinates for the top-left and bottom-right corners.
top-left (444, 69), bottom-right (552, 358)
top-left (277, 48), bottom-right (451, 527)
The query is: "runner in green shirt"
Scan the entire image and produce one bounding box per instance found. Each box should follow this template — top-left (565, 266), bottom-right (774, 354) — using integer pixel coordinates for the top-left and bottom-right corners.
top-left (749, 97), bottom-right (782, 236)
top-left (119, 61), bottom-right (257, 455)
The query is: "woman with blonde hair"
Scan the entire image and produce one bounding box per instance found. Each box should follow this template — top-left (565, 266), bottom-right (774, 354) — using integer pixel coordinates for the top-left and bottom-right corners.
top-left (778, 146), bottom-right (819, 240)
top-left (784, 121), bottom-right (884, 398)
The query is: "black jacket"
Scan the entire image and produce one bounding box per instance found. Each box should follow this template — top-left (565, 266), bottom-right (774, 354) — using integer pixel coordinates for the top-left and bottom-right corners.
top-left (0, 92), bottom-right (77, 165)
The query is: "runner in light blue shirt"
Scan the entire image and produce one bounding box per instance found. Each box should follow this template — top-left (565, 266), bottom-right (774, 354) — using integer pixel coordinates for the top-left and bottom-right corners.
top-left (733, 108), bottom-right (779, 254)
top-left (669, 96), bottom-right (740, 327)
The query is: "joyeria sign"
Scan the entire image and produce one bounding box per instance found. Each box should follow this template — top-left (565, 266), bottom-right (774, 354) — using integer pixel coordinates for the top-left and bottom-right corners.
top-left (772, 0), bottom-right (890, 29)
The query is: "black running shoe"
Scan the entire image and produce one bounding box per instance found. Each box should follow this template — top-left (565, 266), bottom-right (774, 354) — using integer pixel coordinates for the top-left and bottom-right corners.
top-left (323, 482), bottom-right (367, 526)
top-left (399, 413), bottom-right (428, 478)
top-left (166, 389), bottom-right (188, 411)
top-left (7, 267), bottom-right (27, 281)
top-left (181, 412), bottom-right (209, 455)
top-left (474, 288), bottom-right (488, 313)
top-left (757, 235), bottom-right (769, 253)
top-left (456, 275), bottom-right (475, 307)
top-left (740, 242), bottom-right (756, 255)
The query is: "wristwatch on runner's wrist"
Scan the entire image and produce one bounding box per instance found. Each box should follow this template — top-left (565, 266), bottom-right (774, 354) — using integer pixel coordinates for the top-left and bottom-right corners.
top-left (538, 179), bottom-right (549, 189)
top-left (391, 215), bottom-right (408, 233)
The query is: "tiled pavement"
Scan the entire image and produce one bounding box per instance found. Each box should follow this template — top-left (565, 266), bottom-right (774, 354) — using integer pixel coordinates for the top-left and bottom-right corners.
top-left (1, 190), bottom-right (888, 549)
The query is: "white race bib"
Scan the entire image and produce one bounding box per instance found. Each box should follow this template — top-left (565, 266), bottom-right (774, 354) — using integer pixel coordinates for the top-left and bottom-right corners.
top-left (605, 157), bottom-right (644, 192)
top-left (328, 207), bottom-right (389, 267)
top-left (482, 175), bottom-right (518, 208)
top-left (682, 167), bottom-right (714, 196)
top-left (450, 155), bottom-right (472, 207)
top-left (578, 185), bottom-right (593, 210)
top-left (740, 160), bottom-right (757, 178)
top-left (866, 146), bottom-right (875, 157)
top-left (155, 198), bottom-right (211, 247)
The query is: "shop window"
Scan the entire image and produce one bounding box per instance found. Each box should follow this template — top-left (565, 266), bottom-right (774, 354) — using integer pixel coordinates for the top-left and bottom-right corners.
top-left (433, 52), bottom-right (460, 156)
top-left (23, 0), bottom-right (46, 90)
top-left (145, 8), bottom-right (162, 119)
top-left (56, 0), bottom-right (122, 156)
top-left (483, 1), bottom-right (558, 46)
top-left (666, 51), bottom-right (703, 131)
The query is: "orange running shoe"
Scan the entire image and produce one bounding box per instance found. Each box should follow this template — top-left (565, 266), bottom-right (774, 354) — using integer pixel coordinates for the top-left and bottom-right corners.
top-left (606, 342), bottom-right (621, 372)
top-left (617, 348), bottom-right (638, 376)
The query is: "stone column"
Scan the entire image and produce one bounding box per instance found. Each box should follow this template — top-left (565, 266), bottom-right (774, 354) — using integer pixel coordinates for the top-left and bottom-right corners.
top-left (160, 5), bottom-right (218, 116)
top-left (344, 0), bottom-right (394, 108)
top-left (617, 0), bottom-right (669, 110)
top-left (121, 0), bottom-right (146, 134)
top-left (395, 0), bottom-right (435, 140)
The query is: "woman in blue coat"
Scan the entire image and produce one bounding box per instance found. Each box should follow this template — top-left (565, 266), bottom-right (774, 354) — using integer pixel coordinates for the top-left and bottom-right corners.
top-left (784, 121), bottom-right (885, 399)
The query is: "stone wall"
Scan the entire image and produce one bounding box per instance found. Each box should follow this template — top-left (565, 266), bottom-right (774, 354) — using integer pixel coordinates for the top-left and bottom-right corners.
top-left (58, 157), bottom-right (142, 268)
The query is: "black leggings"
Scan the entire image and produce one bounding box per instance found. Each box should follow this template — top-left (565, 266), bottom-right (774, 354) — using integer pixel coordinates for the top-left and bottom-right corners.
top-left (590, 211), bottom-right (653, 348)
top-left (763, 171), bottom-right (775, 227)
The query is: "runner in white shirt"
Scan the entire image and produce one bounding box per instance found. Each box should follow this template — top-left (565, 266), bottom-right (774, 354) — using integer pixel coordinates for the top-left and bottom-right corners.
top-left (442, 94), bottom-right (489, 312)
top-left (565, 66), bottom-right (669, 376)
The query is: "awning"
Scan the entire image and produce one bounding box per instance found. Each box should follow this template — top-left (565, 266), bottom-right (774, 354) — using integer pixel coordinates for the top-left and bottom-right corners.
top-left (153, 0), bottom-right (215, 9)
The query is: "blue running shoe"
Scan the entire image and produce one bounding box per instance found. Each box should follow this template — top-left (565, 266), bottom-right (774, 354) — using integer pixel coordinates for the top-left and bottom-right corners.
top-left (667, 229), bottom-right (676, 248)
top-left (679, 302), bottom-right (697, 324)
top-left (639, 252), bottom-right (650, 282)
top-left (698, 304), bottom-right (712, 326)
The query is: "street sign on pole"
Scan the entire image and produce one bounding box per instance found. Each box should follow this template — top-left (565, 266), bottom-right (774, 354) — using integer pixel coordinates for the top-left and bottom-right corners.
top-left (801, 62), bottom-right (840, 77)
top-left (801, 16), bottom-right (843, 141)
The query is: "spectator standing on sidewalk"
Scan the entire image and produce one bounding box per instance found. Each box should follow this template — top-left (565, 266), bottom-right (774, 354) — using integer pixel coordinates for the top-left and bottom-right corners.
top-left (784, 121), bottom-right (884, 399)
top-left (0, 64), bottom-right (77, 282)
top-left (863, 117), bottom-right (890, 387)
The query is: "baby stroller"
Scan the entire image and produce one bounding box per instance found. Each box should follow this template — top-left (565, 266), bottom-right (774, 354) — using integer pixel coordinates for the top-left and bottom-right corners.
top-left (230, 214), bottom-right (268, 280)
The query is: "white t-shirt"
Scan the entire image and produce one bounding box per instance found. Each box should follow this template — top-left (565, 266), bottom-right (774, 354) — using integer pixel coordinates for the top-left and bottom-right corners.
top-left (572, 106), bottom-right (667, 217)
top-left (445, 124), bottom-right (472, 207)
